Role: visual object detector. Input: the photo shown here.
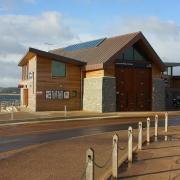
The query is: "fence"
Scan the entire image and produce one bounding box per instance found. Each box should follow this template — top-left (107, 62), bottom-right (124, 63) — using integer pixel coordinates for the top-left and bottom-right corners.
top-left (0, 100), bottom-right (20, 120)
top-left (0, 100), bottom-right (20, 111)
top-left (81, 112), bottom-right (169, 180)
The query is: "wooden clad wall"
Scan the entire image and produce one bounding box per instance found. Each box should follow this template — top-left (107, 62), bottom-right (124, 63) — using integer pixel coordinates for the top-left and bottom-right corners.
top-left (85, 64), bottom-right (115, 78)
top-left (152, 64), bottom-right (162, 78)
top-left (171, 77), bottom-right (180, 89)
top-left (36, 55), bottom-right (82, 111)
top-left (85, 69), bottom-right (104, 78)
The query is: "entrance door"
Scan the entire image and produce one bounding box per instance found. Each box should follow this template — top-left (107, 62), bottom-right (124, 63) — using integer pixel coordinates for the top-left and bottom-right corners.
top-left (116, 66), bottom-right (151, 111)
top-left (23, 89), bottom-right (28, 106)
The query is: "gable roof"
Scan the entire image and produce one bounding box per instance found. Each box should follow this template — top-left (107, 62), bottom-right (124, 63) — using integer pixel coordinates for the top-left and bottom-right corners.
top-left (18, 48), bottom-right (86, 66)
top-left (50, 32), bottom-right (165, 71)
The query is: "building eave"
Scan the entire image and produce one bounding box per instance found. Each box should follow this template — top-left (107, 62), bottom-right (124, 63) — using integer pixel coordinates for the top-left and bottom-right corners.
top-left (18, 48), bottom-right (87, 67)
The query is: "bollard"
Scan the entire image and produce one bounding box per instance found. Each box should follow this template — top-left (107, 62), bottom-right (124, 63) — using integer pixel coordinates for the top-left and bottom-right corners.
top-left (64, 105), bottom-right (67, 117)
top-left (138, 122), bottom-right (142, 150)
top-left (155, 115), bottom-right (158, 137)
top-left (147, 117), bottom-right (150, 144)
top-left (112, 134), bottom-right (118, 178)
top-left (128, 126), bottom-right (133, 162)
top-left (86, 148), bottom-right (94, 180)
top-left (11, 105), bottom-right (14, 120)
top-left (165, 112), bottom-right (168, 133)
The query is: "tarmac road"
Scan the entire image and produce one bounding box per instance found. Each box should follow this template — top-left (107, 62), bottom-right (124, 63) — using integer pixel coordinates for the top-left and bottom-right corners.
top-left (0, 116), bottom-right (180, 153)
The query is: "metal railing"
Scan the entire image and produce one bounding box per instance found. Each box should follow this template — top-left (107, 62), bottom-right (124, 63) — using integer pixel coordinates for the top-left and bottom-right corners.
top-left (0, 100), bottom-right (20, 113)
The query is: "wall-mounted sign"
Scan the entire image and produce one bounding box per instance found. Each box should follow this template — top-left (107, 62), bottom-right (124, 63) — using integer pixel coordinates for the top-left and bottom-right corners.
top-left (57, 90), bottom-right (64, 99)
top-left (29, 72), bottom-right (33, 79)
top-left (45, 90), bottom-right (73, 100)
top-left (46, 91), bottom-right (52, 99)
top-left (52, 90), bottom-right (58, 99)
top-left (37, 91), bottom-right (43, 95)
top-left (71, 91), bottom-right (77, 97)
top-left (64, 91), bottom-right (70, 99)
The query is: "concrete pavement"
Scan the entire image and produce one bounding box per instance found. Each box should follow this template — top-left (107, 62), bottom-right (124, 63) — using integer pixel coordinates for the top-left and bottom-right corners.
top-left (0, 110), bottom-right (179, 126)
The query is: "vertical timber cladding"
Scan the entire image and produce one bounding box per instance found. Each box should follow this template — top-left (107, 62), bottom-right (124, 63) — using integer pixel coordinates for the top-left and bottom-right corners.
top-left (116, 66), bottom-right (152, 111)
top-left (36, 55), bottom-right (82, 111)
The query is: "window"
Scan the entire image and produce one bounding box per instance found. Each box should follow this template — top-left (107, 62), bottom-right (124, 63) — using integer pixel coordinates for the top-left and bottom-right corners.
top-left (117, 46), bottom-right (147, 62)
top-left (124, 47), bottom-right (134, 60)
top-left (52, 61), bottom-right (66, 77)
top-left (22, 64), bottom-right (29, 80)
top-left (134, 48), bottom-right (145, 61)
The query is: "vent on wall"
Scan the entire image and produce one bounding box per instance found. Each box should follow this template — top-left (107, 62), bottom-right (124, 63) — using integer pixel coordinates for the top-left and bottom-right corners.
top-left (64, 38), bottom-right (106, 52)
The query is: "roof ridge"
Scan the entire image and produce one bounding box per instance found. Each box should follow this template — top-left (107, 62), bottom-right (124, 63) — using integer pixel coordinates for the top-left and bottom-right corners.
top-left (107, 31), bottom-right (141, 40)
top-left (50, 32), bottom-right (141, 53)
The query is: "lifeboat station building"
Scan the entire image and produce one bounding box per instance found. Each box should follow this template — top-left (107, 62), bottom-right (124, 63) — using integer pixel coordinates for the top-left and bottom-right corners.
top-left (18, 32), bottom-right (168, 112)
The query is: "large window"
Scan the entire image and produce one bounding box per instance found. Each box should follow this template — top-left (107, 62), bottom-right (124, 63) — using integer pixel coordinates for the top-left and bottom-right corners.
top-left (124, 47), bottom-right (134, 60)
top-left (118, 46), bottom-right (147, 61)
top-left (52, 61), bottom-right (66, 77)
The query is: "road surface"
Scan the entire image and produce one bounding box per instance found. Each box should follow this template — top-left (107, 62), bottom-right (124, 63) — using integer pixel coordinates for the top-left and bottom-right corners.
top-left (0, 116), bottom-right (180, 153)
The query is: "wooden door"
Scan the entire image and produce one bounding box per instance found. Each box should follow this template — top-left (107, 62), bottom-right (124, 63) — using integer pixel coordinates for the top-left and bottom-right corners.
top-left (135, 68), bottom-right (152, 111)
top-left (23, 89), bottom-right (28, 106)
top-left (116, 66), bottom-right (151, 111)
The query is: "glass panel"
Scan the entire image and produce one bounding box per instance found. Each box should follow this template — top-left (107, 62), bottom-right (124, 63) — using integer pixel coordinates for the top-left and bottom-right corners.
top-left (168, 67), bottom-right (172, 76)
top-left (118, 53), bottom-right (124, 60)
top-left (124, 47), bottom-right (134, 60)
top-left (134, 48), bottom-right (145, 61)
top-left (52, 61), bottom-right (66, 77)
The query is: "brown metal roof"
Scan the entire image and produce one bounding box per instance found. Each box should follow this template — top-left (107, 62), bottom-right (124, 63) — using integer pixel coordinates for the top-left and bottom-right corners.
top-left (50, 31), bottom-right (165, 71)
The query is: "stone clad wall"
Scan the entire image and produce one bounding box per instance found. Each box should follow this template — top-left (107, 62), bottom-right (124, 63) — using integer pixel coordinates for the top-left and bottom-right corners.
top-left (83, 77), bottom-right (116, 112)
top-left (152, 78), bottom-right (165, 111)
top-left (102, 77), bottom-right (116, 112)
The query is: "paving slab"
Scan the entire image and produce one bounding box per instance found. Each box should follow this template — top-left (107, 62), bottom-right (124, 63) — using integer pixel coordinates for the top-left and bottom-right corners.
top-left (118, 134), bottom-right (180, 180)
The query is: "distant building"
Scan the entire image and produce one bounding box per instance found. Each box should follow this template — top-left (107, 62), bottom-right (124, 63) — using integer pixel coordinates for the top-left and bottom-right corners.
top-left (18, 31), bottom-right (178, 112)
top-left (162, 63), bottom-right (180, 110)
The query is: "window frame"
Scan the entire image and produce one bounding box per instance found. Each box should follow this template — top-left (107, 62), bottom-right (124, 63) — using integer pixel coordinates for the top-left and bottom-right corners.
top-left (51, 60), bottom-right (66, 78)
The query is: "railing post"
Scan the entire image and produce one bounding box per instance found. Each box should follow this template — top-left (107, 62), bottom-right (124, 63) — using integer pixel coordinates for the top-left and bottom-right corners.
top-left (155, 115), bottom-right (158, 138)
top-left (86, 148), bottom-right (94, 180)
top-left (11, 105), bottom-right (14, 120)
top-left (138, 122), bottom-right (142, 150)
top-left (128, 126), bottom-right (133, 162)
top-left (64, 105), bottom-right (67, 117)
top-left (147, 117), bottom-right (150, 144)
top-left (165, 112), bottom-right (168, 133)
top-left (112, 134), bottom-right (118, 178)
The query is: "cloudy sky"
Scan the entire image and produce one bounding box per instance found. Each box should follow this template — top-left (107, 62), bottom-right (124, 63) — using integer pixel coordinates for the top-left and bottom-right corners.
top-left (1, 0), bottom-right (180, 87)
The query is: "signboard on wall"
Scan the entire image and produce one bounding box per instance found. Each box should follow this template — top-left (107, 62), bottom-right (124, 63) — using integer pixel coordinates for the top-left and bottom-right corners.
top-left (64, 91), bottom-right (70, 99)
top-left (46, 91), bottom-right (52, 99)
top-left (37, 91), bottom-right (43, 95)
top-left (52, 90), bottom-right (58, 99)
top-left (29, 72), bottom-right (33, 79)
top-left (45, 90), bottom-right (73, 100)
top-left (57, 90), bottom-right (64, 99)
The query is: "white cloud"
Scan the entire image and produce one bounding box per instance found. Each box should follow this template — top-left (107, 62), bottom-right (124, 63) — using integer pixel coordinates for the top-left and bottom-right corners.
top-left (2, 12), bottom-right (180, 86)
top-left (0, 11), bottom-right (78, 87)
top-left (106, 16), bottom-right (180, 74)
